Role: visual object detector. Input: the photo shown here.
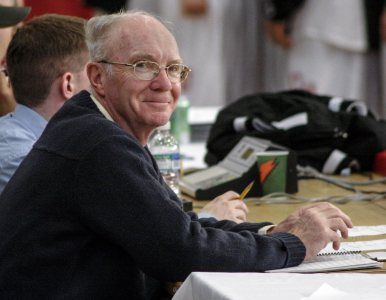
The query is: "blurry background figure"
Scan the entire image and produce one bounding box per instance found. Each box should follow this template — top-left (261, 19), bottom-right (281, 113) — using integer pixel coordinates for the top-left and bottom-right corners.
top-left (24, 0), bottom-right (94, 19)
top-left (263, 0), bottom-right (386, 119)
top-left (83, 0), bottom-right (127, 15)
top-left (128, 0), bottom-right (263, 107)
top-left (0, 0), bottom-right (30, 116)
top-left (23, 0), bottom-right (127, 18)
top-left (381, 7), bottom-right (386, 119)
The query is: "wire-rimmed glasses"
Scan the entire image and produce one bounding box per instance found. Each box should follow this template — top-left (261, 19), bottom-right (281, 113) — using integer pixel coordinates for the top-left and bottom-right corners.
top-left (98, 60), bottom-right (191, 84)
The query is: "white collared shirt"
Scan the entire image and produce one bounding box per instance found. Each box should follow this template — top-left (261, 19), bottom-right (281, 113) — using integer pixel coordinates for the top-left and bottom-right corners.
top-left (0, 104), bottom-right (47, 194)
top-left (90, 94), bottom-right (114, 122)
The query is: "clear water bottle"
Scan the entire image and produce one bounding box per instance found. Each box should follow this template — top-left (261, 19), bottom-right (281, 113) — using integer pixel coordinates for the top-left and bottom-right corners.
top-left (148, 122), bottom-right (181, 197)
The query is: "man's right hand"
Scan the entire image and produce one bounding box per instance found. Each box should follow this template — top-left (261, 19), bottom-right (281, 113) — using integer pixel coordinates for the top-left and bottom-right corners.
top-left (201, 191), bottom-right (249, 223)
top-left (270, 202), bottom-right (353, 261)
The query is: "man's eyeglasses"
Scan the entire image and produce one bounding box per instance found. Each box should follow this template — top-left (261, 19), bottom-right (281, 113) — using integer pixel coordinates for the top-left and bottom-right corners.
top-left (98, 60), bottom-right (191, 84)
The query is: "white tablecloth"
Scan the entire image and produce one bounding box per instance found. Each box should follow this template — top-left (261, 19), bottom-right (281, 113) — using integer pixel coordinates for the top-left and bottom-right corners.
top-left (172, 272), bottom-right (386, 300)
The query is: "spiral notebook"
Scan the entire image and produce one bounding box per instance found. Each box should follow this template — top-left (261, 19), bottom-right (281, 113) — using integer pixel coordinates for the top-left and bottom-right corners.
top-left (267, 249), bottom-right (383, 273)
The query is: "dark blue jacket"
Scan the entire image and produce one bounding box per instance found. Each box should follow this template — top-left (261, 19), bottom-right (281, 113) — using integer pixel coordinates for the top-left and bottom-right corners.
top-left (0, 90), bottom-right (305, 299)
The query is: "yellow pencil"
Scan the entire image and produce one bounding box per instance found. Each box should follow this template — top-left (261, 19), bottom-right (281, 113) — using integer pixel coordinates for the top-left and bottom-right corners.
top-left (240, 180), bottom-right (255, 200)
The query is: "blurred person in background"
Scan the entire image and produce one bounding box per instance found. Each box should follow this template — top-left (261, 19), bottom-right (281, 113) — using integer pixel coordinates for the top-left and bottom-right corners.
top-left (24, 0), bottom-right (127, 19)
top-left (24, 0), bottom-right (94, 19)
top-left (0, 0), bottom-right (30, 116)
top-left (263, 0), bottom-right (386, 119)
top-left (83, 0), bottom-right (127, 14)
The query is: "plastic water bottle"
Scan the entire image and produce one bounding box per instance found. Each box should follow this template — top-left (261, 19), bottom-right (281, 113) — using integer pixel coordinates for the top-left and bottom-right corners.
top-left (149, 122), bottom-right (181, 197)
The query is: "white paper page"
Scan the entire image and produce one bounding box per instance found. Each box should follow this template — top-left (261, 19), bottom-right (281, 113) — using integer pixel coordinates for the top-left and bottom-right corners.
top-left (367, 251), bottom-right (386, 261)
top-left (321, 238), bottom-right (386, 253)
top-left (267, 253), bottom-right (381, 273)
top-left (348, 225), bottom-right (386, 237)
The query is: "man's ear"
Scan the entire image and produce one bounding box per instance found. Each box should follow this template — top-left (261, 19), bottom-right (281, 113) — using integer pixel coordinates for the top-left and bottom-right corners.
top-left (60, 72), bottom-right (75, 99)
top-left (87, 62), bottom-right (106, 97)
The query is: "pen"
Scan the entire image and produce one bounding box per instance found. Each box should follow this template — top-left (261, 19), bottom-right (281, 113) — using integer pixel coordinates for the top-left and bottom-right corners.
top-left (180, 159), bottom-right (184, 177)
top-left (239, 180), bottom-right (255, 200)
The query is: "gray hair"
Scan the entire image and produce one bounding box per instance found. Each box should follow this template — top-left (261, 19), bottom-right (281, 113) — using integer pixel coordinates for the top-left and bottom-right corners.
top-left (85, 10), bottom-right (173, 76)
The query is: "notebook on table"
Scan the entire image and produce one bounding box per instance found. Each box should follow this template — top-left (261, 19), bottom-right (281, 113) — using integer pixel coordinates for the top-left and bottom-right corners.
top-left (267, 250), bottom-right (383, 273)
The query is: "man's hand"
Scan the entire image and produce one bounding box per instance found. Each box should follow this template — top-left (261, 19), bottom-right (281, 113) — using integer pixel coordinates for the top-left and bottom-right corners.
top-left (270, 202), bottom-right (353, 261)
top-left (201, 191), bottom-right (249, 223)
top-left (263, 20), bottom-right (292, 49)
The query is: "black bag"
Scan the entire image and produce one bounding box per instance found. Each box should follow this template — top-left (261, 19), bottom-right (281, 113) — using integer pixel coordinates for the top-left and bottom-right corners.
top-left (205, 90), bottom-right (386, 174)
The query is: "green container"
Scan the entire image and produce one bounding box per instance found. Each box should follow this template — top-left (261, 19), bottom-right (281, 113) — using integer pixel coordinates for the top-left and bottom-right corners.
top-left (171, 95), bottom-right (191, 144)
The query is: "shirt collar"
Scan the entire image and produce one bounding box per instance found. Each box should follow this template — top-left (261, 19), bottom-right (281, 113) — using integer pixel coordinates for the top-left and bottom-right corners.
top-left (90, 94), bottom-right (114, 122)
top-left (11, 104), bottom-right (47, 138)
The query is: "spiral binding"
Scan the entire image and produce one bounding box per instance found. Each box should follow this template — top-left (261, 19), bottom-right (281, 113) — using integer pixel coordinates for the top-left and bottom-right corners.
top-left (317, 250), bottom-right (361, 256)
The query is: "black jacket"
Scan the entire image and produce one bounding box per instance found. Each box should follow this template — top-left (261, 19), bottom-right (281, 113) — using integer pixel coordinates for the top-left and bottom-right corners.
top-left (0, 91), bottom-right (305, 299)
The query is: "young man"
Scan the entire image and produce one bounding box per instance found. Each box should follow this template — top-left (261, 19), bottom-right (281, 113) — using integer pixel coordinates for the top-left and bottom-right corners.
top-left (0, 11), bottom-right (352, 299)
top-left (0, 14), bottom-right (90, 193)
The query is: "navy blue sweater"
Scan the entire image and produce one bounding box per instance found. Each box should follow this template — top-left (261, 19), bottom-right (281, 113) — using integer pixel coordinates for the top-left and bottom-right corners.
top-left (0, 91), bottom-right (305, 299)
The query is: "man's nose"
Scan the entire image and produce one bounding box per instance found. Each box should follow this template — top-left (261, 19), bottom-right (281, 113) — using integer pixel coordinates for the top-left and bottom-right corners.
top-left (150, 68), bottom-right (173, 90)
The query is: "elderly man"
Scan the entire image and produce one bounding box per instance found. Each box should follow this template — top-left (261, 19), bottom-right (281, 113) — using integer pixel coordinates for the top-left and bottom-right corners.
top-left (0, 12), bottom-right (250, 223)
top-left (0, 0), bottom-right (30, 116)
top-left (0, 11), bottom-right (352, 299)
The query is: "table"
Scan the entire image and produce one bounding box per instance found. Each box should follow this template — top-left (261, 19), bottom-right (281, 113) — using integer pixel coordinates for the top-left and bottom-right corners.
top-left (172, 272), bottom-right (386, 300)
top-left (173, 174), bottom-right (386, 299)
top-left (193, 190), bottom-right (386, 273)
top-left (193, 174), bottom-right (386, 231)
